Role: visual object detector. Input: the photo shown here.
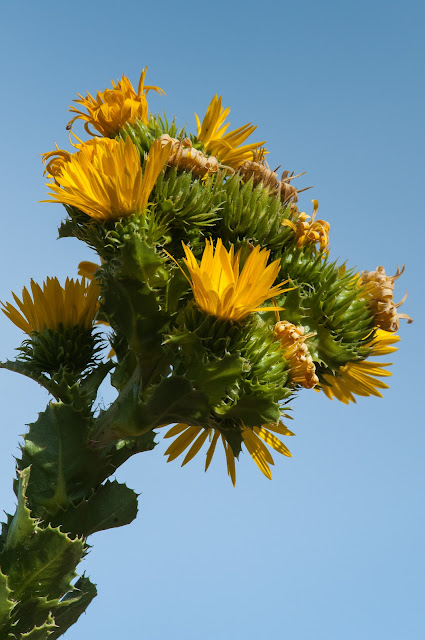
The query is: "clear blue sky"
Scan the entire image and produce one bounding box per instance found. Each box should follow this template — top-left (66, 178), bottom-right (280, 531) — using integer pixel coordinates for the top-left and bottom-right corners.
top-left (0, 1), bottom-right (423, 638)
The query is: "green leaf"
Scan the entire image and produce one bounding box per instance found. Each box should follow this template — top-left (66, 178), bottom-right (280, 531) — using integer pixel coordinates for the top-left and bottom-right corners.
top-left (54, 481), bottom-right (138, 537)
top-left (4, 468), bottom-right (36, 551)
top-left (8, 579), bottom-right (96, 637)
top-left (0, 359), bottom-right (53, 394)
top-left (19, 402), bottom-right (101, 514)
top-left (95, 374), bottom-right (209, 438)
top-left (0, 571), bottom-right (15, 629)
top-left (102, 276), bottom-right (168, 361)
top-left (223, 395), bottom-right (281, 427)
top-left (21, 613), bottom-right (56, 639)
top-left (105, 432), bottom-right (157, 473)
top-left (141, 375), bottom-right (210, 430)
top-left (57, 218), bottom-right (75, 239)
top-left (165, 269), bottom-right (190, 314)
top-left (2, 524), bottom-right (84, 602)
top-left (120, 235), bottom-right (168, 287)
top-left (184, 353), bottom-right (245, 406)
top-left (79, 361), bottom-right (115, 403)
top-left (0, 359), bottom-right (112, 409)
top-left (49, 576), bottom-right (97, 640)
top-left (110, 350), bottom-right (139, 392)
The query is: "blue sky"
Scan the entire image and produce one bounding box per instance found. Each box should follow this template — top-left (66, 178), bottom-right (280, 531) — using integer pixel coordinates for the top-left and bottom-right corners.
top-left (0, 1), bottom-right (424, 638)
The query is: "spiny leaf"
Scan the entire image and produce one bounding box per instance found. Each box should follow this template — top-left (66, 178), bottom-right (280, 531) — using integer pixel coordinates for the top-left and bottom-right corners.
top-left (0, 360), bottom-right (53, 394)
top-left (141, 375), bottom-right (210, 429)
top-left (1, 524), bottom-right (85, 601)
top-left (103, 431), bottom-right (157, 473)
top-left (224, 395), bottom-right (281, 428)
top-left (182, 353), bottom-right (246, 407)
top-left (19, 402), bottom-right (100, 514)
top-left (102, 274), bottom-right (168, 360)
top-left (96, 374), bottom-right (209, 438)
top-left (0, 571), bottom-right (15, 629)
top-left (49, 576), bottom-right (97, 640)
top-left (78, 361), bottom-right (115, 404)
top-left (0, 524), bottom-right (86, 635)
top-left (3, 468), bottom-right (36, 551)
top-left (20, 613), bottom-right (56, 639)
top-left (54, 481), bottom-right (138, 537)
top-left (120, 235), bottom-right (168, 287)
top-left (0, 359), bottom-right (111, 408)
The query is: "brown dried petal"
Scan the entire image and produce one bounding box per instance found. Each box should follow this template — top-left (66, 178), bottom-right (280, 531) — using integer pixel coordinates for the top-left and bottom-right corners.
top-left (238, 159), bottom-right (299, 204)
top-left (359, 265), bottom-right (413, 331)
top-left (158, 134), bottom-right (219, 177)
top-left (274, 321), bottom-right (319, 389)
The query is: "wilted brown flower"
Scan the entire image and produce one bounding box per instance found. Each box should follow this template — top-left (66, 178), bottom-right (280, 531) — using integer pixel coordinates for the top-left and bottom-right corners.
top-left (274, 320), bottom-right (319, 389)
top-left (360, 265), bottom-right (413, 332)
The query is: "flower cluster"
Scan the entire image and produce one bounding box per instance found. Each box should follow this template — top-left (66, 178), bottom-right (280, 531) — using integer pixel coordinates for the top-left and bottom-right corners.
top-left (2, 68), bottom-right (412, 484)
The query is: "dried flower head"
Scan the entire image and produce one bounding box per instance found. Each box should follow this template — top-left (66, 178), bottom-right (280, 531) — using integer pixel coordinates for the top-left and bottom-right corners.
top-left (239, 156), bottom-right (300, 204)
top-left (158, 134), bottom-right (220, 177)
top-left (359, 265), bottom-right (413, 332)
top-left (274, 320), bottom-right (319, 389)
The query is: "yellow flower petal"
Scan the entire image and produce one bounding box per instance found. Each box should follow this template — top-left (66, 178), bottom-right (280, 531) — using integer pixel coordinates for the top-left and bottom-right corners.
top-left (253, 427), bottom-right (292, 457)
top-left (43, 137), bottom-right (171, 221)
top-left (195, 95), bottom-right (265, 169)
top-left (318, 329), bottom-right (399, 404)
top-left (205, 430), bottom-right (220, 471)
top-left (1, 277), bottom-right (99, 334)
top-left (177, 238), bottom-right (289, 322)
top-left (181, 429), bottom-right (210, 467)
top-left (241, 429), bottom-right (273, 480)
top-left (161, 421), bottom-right (293, 485)
top-left (164, 426), bottom-right (202, 462)
top-left (222, 436), bottom-right (237, 486)
top-left (67, 68), bottom-right (165, 137)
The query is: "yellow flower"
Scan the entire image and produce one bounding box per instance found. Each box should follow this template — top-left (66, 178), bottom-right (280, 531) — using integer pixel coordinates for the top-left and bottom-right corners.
top-left (78, 261), bottom-right (99, 280)
top-left (42, 135), bottom-right (115, 181)
top-left (67, 68), bottom-right (165, 137)
top-left (282, 200), bottom-right (330, 253)
top-left (318, 329), bottom-right (400, 404)
top-left (195, 95), bottom-right (265, 169)
top-left (1, 277), bottom-right (99, 334)
top-left (163, 421), bottom-right (294, 485)
top-left (43, 136), bottom-right (171, 221)
top-left (180, 238), bottom-right (288, 322)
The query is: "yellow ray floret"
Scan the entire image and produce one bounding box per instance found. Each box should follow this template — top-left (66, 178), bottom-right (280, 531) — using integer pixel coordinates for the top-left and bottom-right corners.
top-left (42, 135), bottom-right (115, 181)
top-left (43, 136), bottom-right (171, 221)
top-left (282, 200), bottom-right (330, 253)
top-left (318, 329), bottom-right (400, 404)
top-left (78, 261), bottom-right (99, 280)
top-left (163, 422), bottom-right (294, 485)
top-left (195, 95), bottom-right (265, 169)
top-left (67, 68), bottom-right (165, 137)
top-left (1, 277), bottom-right (99, 334)
top-left (179, 238), bottom-right (289, 322)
